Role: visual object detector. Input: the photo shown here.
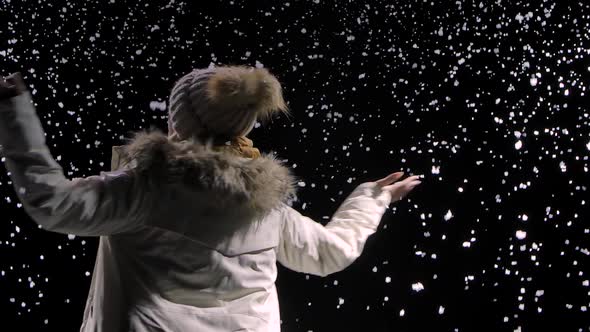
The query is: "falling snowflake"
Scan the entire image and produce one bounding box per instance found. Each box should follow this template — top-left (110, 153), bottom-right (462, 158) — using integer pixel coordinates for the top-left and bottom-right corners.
top-left (444, 209), bottom-right (454, 221)
top-left (412, 282), bottom-right (425, 292)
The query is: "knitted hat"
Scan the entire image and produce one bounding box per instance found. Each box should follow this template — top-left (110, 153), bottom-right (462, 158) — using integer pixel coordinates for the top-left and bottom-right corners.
top-left (167, 65), bottom-right (289, 144)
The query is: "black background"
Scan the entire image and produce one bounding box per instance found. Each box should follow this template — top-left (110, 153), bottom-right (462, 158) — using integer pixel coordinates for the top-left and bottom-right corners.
top-left (1, 0), bottom-right (589, 331)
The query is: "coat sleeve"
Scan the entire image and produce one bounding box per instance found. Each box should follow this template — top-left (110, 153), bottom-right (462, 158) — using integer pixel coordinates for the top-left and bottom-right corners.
top-left (276, 182), bottom-right (392, 277)
top-left (0, 90), bottom-right (152, 236)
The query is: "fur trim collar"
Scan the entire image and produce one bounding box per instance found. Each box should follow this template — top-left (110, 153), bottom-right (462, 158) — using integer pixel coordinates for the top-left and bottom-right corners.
top-left (116, 128), bottom-right (298, 221)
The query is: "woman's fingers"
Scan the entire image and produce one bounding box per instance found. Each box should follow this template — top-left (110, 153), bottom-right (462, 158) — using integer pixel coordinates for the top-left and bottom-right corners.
top-left (383, 175), bottom-right (422, 200)
top-left (381, 175), bottom-right (421, 189)
top-left (0, 77), bottom-right (19, 100)
top-left (384, 181), bottom-right (421, 193)
top-left (5, 72), bottom-right (25, 94)
top-left (375, 171), bottom-right (404, 187)
top-left (374, 171), bottom-right (422, 201)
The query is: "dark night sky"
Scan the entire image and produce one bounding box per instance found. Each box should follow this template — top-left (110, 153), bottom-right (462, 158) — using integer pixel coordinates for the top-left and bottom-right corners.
top-left (1, 0), bottom-right (589, 331)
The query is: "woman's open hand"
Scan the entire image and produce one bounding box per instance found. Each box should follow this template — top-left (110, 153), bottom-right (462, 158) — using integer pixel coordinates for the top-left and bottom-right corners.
top-left (375, 171), bottom-right (422, 202)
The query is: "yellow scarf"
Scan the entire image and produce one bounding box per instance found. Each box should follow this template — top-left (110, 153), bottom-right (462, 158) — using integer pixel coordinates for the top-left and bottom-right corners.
top-left (211, 136), bottom-right (261, 159)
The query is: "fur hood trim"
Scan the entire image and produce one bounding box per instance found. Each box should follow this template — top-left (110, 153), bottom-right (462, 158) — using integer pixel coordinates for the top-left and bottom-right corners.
top-left (118, 128), bottom-right (298, 220)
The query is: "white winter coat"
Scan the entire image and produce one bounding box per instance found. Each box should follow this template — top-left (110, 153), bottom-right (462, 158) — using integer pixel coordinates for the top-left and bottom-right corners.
top-left (0, 91), bottom-right (393, 332)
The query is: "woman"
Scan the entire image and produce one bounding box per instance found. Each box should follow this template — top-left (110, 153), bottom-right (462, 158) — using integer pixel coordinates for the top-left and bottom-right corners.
top-left (0, 67), bottom-right (421, 332)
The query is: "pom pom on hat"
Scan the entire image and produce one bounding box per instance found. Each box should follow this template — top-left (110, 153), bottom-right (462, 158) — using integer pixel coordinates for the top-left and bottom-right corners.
top-left (207, 66), bottom-right (288, 122)
top-left (167, 65), bottom-right (290, 143)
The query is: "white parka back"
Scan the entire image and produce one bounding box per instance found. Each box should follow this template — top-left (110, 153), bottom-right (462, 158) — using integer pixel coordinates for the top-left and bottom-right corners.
top-left (0, 91), bottom-right (393, 332)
